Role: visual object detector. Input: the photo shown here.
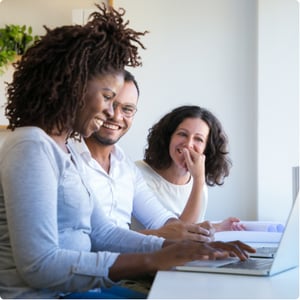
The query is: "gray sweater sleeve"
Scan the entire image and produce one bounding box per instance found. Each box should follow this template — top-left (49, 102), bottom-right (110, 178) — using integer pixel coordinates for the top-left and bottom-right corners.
top-left (0, 128), bottom-right (164, 296)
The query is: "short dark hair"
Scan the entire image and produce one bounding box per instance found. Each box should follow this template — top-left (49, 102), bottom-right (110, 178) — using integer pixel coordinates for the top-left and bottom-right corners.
top-left (5, 4), bottom-right (147, 137)
top-left (144, 105), bottom-right (232, 186)
top-left (124, 70), bottom-right (140, 97)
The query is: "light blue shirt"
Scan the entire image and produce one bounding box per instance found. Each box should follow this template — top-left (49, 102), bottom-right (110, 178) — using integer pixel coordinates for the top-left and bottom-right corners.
top-left (0, 127), bottom-right (164, 299)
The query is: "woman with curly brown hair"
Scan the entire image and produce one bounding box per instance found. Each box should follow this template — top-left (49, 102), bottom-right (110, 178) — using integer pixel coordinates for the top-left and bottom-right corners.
top-left (136, 105), bottom-right (245, 231)
top-left (0, 5), bottom-right (254, 299)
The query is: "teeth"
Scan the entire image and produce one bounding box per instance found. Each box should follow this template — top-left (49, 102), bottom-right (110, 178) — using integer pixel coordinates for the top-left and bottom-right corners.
top-left (103, 123), bottom-right (119, 130)
top-left (95, 119), bottom-right (103, 127)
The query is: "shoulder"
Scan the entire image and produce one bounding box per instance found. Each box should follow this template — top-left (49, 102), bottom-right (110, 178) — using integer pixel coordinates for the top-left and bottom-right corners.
top-left (135, 160), bottom-right (163, 186)
top-left (1, 126), bottom-right (53, 149)
top-left (135, 160), bottom-right (151, 173)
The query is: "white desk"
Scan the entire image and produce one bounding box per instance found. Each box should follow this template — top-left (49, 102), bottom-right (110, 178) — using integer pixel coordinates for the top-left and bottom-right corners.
top-left (148, 267), bottom-right (299, 299)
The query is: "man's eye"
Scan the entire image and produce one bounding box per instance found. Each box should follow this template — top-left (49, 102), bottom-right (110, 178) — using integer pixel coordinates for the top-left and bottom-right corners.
top-left (122, 106), bottom-right (135, 113)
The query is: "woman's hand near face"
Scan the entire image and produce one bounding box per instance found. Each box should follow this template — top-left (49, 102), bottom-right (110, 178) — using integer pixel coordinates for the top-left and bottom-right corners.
top-left (182, 147), bottom-right (205, 185)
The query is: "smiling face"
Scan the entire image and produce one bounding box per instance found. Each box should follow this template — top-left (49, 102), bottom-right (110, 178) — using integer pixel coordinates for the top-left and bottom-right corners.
top-left (169, 117), bottom-right (210, 170)
top-left (91, 79), bottom-right (139, 145)
top-left (74, 72), bottom-right (124, 138)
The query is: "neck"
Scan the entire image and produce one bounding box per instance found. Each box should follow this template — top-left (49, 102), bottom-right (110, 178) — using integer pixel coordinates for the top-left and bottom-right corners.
top-left (155, 164), bottom-right (190, 185)
top-left (85, 137), bottom-right (113, 173)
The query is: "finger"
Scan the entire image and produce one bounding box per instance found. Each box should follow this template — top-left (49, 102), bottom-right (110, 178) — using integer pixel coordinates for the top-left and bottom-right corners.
top-left (187, 232), bottom-right (214, 242)
top-left (189, 145), bottom-right (201, 155)
top-left (209, 241), bottom-right (254, 261)
top-left (233, 223), bottom-right (246, 231)
top-left (231, 222), bottom-right (245, 231)
top-left (183, 148), bottom-right (193, 169)
top-left (225, 241), bottom-right (256, 260)
top-left (234, 240), bottom-right (256, 253)
top-left (202, 244), bottom-right (230, 260)
top-left (199, 220), bottom-right (214, 230)
top-left (186, 223), bottom-right (211, 236)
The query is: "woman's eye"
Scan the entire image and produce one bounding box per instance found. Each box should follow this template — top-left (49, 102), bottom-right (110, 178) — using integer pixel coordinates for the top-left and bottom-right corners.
top-left (177, 132), bottom-right (187, 137)
top-left (195, 137), bottom-right (204, 143)
top-left (104, 95), bottom-right (112, 101)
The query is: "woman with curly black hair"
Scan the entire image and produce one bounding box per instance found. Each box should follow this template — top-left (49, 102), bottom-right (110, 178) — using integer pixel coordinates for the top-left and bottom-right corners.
top-left (0, 5), bottom-right (254, 299)
top-left (136, 105), bottom-right (244, 231)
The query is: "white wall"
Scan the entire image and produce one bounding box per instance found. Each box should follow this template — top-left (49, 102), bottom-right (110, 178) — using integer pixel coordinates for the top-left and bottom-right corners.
top-left (257, 0), bottom-right (299, 221)
top-left (0, 0), bottom-right (298, 222)
top-left (115, 0), bottom-right (258, 221)
top-left (114, 0), bottom-right (299, 222)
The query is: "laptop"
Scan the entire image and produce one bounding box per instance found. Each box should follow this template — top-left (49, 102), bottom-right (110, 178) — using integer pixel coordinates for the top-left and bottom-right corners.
top-left (249, 246), bottom-right (278, 258)
top-left (175, 194), bottom-right (299, 276)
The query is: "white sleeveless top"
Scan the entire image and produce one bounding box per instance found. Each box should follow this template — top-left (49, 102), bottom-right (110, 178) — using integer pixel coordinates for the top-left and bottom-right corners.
top-left (135, 160), bottom-right (208, 223)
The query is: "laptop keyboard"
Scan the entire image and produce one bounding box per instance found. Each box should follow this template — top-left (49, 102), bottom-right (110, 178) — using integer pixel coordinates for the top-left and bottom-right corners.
top-left (250, 246), bottom-right (278, 258)
top-left (221, 258), bottom-right (273, 270)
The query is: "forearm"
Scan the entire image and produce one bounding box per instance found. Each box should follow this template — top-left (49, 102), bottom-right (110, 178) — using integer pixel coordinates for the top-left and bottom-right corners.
top-left (108, 240), bottom-right (177, 281)
top-left (108, 253), bottom-right (156, 281)
top-left (137, 228), bottom-right (167, 238)
top-left (136, 218), bottom-right (179, 238)
top-left (179, 179), bottom-right (204, 223)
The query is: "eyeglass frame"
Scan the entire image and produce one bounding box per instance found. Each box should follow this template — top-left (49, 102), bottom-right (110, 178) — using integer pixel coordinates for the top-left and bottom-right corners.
top-left (112, 101), bottom-right (138, 118)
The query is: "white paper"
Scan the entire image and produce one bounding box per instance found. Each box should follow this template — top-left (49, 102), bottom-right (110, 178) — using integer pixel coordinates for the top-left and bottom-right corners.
top-left (215, 231), bottom-right (282, 243)
top-left (240, 221), bottom-right (285, 232)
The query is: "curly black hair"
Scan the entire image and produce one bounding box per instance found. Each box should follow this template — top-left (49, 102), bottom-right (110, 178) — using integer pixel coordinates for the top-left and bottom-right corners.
top-left (144, 105), bottom-right (232, 186)
top-left (5, 3), bottom-right (147, 137)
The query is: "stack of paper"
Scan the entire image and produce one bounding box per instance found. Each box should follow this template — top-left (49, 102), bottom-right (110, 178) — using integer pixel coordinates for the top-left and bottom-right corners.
top-left (215, 231), bottom-right (282, 243)
top-left (214, 221), bottom-right (285, 243)
top-left (239, 221), bottom-right (285, 232)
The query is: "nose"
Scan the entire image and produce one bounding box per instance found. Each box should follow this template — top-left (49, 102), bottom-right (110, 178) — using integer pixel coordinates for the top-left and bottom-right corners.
top-left (186, 137), bottom-right (194, 149)
top-left (112, 102), bottom-right (124, 120)
top-left (104, 101), bottom-right (114, 118)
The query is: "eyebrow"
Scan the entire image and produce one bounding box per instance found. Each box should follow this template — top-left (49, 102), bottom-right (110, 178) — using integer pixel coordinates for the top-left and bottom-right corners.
top-left (177, 128), bottom-right (207, 138)
top-left (122, 103), bottom-right (137, 107)
top-left (101, 87), bottom-right (116, 97)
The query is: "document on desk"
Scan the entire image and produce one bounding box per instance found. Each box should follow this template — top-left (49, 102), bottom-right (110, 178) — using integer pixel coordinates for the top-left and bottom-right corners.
top-left (238, 221), bottom-right (285, 232)
top-left (215, 231), bottom-right (282, 243)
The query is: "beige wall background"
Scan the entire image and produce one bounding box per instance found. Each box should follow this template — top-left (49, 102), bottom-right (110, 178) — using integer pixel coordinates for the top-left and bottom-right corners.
top-left (0, 0), bottom-right (106, 125)
top-left (0, 0), bottom-right (299, 222)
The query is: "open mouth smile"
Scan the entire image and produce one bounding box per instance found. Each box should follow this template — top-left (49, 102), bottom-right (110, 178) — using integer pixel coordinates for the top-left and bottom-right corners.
top-left (102, 122), bottom-right (121, 130)
top-left (95, 117), bottom-right (104, 128)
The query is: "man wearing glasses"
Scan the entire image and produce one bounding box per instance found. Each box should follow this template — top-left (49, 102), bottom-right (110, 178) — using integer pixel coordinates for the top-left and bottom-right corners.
top-left (68, 70), bottom-right (214, 242)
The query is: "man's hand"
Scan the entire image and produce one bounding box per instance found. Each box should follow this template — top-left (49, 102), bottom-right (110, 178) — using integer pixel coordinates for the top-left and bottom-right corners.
top-left (153, 220), bottom-right (215, 242)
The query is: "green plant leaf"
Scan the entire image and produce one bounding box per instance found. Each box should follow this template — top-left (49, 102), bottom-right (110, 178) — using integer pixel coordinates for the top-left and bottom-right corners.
top-left (0, 24), bottom-right (40, 75)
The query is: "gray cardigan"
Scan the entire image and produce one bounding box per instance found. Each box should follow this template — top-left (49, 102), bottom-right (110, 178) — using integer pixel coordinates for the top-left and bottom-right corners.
top-left (0, 127), bottom-right (163, 299)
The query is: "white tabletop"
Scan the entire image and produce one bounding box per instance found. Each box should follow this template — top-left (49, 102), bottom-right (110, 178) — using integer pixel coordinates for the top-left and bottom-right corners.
top-left (148, 267), bottom-right (299, 299)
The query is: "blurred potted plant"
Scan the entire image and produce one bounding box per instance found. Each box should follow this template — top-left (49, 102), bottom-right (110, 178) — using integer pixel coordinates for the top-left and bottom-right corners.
top-left (0, 24), bottom-right (39, 74)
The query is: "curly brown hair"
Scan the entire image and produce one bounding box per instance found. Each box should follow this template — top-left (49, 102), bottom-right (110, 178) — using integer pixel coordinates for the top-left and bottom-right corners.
top-left (5, 3), bottom-right (147, 137)
top-left (144, 105), bottom-right (232, 186)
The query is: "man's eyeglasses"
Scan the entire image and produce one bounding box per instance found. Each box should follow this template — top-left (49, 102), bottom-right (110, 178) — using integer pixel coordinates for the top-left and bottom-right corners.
top-left (113, 102), bottom-right (137, 118)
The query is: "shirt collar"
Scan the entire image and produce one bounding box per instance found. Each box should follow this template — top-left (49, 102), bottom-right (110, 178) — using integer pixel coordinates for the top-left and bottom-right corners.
top-left (68, 138), bottom-right (126, 164)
